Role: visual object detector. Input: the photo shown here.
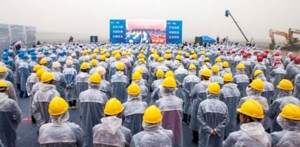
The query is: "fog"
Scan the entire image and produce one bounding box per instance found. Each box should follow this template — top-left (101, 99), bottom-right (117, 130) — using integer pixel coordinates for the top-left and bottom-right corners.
top-left (0, 0), bottom-right (299, 44)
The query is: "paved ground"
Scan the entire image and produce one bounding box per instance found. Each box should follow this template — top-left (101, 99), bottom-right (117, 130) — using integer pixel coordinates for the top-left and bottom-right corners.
top-left (16, 97), bottom-right (197, 147)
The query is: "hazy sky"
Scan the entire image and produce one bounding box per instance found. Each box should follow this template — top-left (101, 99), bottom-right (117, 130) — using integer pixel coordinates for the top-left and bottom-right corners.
top-left (0, 0), bottom-right (299, 42)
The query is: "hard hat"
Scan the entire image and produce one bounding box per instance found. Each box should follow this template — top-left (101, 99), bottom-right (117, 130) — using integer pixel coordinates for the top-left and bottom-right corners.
top-left (33, 64), bottom-right (42, 72)
top-left (93, 48), bottom-right (99, 53)
top-left (127, 83), bottom-right (141, 95)
top-left (277, 79), bottom-right (294, 91)
top-left (201, 51), bottom-right (206, 55)
top-left (135, 68), bottom-right (143, 75)
top-left (41, 72), bottom-right (54, 83)
top-left (165, 49), bottom-right (170, 54)
top-left (201, 68), bottom-right (212, 77)
top-left (164, 54), bottom-right (172, 59)
top-left (66, 59), bottom-right (73, 66)
top-left (84, 55), bottom-right (89, 62)
top-left (143, 105), bottom-right (163, 124)
top-left (96, 66), bottom-right (106, 76)
top-left (105, 52), bottom-right (110, 58)
top-left (204, 57), bottom-right (209, 62)
top-left (153, 54), bottom-right (159, 60)
top-left (188, 64), bottom-right (196, 70)
top-left (100, 55), bottom-right (106, 61)
top-left (253, 70), bottom-right (263, 78)
top-left (164, 71), bottom-right (175, 78)
top-left (48, 97), bottom-right (68, 116)
top-left (104, 98), bottom-right (124, 115)
top-left (211, 65), bottom-right (219, 73)
top-left (67, 56), bottom-right (72, 60)
top-left (237, 99), bottom-right (264, 119)
top-left (223, 73), bottom-right (233, 82)
top-left (89, 72), bottom-right (102, 84)
top-left (191, 50), bottom-right (195, 54)
top-left (257, 56), bottom-right (263, 62)
top-left (91, 59), bottom-right (98, 67)
top-left (100, 50), bottom-right (105, 55)
top-left (92, 53), bottom-right (97, 59)
top-left (178, 50), bottom-right (182, 55)
top-left (138, 58), bottom-right (146, 64)
top-left (0, 66), bottom-right (7, 73)
top-left (114, 53), bottom-right (121, 60)
top-left (250, 79), bottom-right (264, 91)
top-left (215, 57), bottom-right (222, 63)
top-left (185, 53), bottom-right (190, 57)
top-left (236, 63), bottom-right (245, 70)
top-left (175, 55), bottom-right (181, 61)
top-left (162, 77), bottom-right (176, 88)
top-left (156, 69), bottom-right (164, 78)
top-left (87, 49), bottom-right (92, 54)
top-left (116, 62), bottom-right (125, 71)
top-left (208, 82), bottom-right (221, 95)
top-left (192, 54), bottom-right (197, 59)
top-left (222, 61), bottom-right (229, 68)
top-left (71, 52), bottom-right (76, 57)
top-left (80, 62), bottom-right (90, 70)
top-left (52, 62), bottom-right (61, 69)
top-left (36, 69), bottom-right (45, 79)
top-left (158, 57), bottom-right (164, 62)
top-left (280, 103), bottom-right (300, 121)
top-left (132, 72), bottom-right (142, 80)
top-left (138, 54), bottom-right (144, 59)
top-left (0, 80), bottom-right (8, 88)
top-left (39, 57), bottom-right (47, 65)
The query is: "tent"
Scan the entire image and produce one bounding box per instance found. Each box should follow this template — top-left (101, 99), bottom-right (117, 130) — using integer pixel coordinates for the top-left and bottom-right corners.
top-left (201, 35), bottom-right (216, 43)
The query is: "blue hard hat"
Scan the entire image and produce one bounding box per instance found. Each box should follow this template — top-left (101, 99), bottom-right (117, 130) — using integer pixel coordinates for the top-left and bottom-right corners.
top-left (5, 60), bottom-right (13, 66)
top-left (31, 55), bottom-right (36, 60)
top-left (3, 48), bottom-right (8, 52)
top-left (22, 55), bottom-right (29, 60)
top-left (44, 51), bottom-right (49, 55)
top-left (7, 50), bottom-right (13, 56)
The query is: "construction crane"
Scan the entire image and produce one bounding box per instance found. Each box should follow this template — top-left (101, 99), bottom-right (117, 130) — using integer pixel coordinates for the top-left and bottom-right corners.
top-left (269, 29), bottom-right (289, 49)
top-left (288, 28), bottom-right (300, 47)
top-left (269, 28), bottom-right (300, 50)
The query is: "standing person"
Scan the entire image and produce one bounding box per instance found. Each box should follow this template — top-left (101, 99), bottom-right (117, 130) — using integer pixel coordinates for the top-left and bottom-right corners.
top-left (63, 59), bottom-right (78, 109)
top-left (156, 77), bottom-right (183, 147)
top-left (76, 62), bottom-right (90, 98)
top-left (123, 83), bottom-right (148, 135)
top-left (93, 98), bottom-right (132, 146)
top-left (52, 62), bottom-right (67, 99)
top-left (26, 64), bottom-right (41, 99)
top-left (219, 61), bottom-right (231, 77)
top-left (130, 105), bottom-right (173, 147)
top-left (220, 73), bottom-right (241, 137)
top-left (271, 104), bottom-right (300, 146)
top-left (96, 66), bottom-right (112, 98)
top-left (18, 55), bottom-right (30, 98)
top-left (38, 97), bottom-right (84, 147)
top-left (197, 82), bottom-right (229, 147)
top-left (254, 70), bottom-right (274, 105)
top-left (210, 65), bottom-right (224, 87)
top-left (79, 73), bottom-right (108, 147)
top-left (151, 69), bottom-right (164, 91)
top-left (0, 80), bottom-right (21, 147)
top-left (39, 57), bottom-right (51, 71)
top-left (111, 62), bottom-right (129, 103)
top-left (32, 72), bottom-right (60, 127)
top-left (0, 66), bottom-right (17, 101)
top-left (131, 72), bottom-right (149, 103)
top-left (269, 61), bottom-right (286, 100)
top-left (223, 99), bottom-right (271, 147)
top-left (233, 63), bottom-right (249, 98)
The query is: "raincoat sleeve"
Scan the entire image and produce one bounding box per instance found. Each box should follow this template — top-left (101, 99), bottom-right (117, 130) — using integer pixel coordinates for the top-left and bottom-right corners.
top-left (197, 105), bottom-right (213, 134)
top-left (61, 74), bottom-right (67, 88)
top-left (26, 78), bottom-right (32, 95)
top-left (222, 132), bottom-right (238, 147)
top-left (214, 109), bottom-right (229, 136)
top-left (190, 86), bottom-right (197, 98)
top-left (11, 100), bottom-right (22, 124)
top-left (7, 82), bottom-right (17, 101)
top-left (73, 125), bottom-right (85, 147)
top-left (268, 101), bottom-right (280, 120)
top-left (31, 93), bottom-right (45, 126)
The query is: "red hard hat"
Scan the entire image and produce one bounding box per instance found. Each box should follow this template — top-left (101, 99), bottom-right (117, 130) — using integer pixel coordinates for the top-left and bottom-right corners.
top-left (232, 50), bottom-right (236, 54)
top-left (257, 56), bottom-right (263, 62)
top-left (264, 49), bottom-right (269, 53)
top-left (291, 55), bottom-right (296, 61)
top-left (220, 50), bottom-right (224, 54)
top-left (263, 53), bottom-right (267, 58)
top-left (227, 51), bottom-right (230, 55)
top-left (243, 54), bottom-right (248, 59)
top-left (253, 51), bottom-right (258, 55)
top-left (241, 50), bottom-right (245, 54)
top-left (295, 56), bottom-right (300, 64)
top-left (274, 52), bottom-right (280, 56)
top-left (274, 60), bottom-right (281, 66)
top-left (247, 52), bottom-right (252, 56)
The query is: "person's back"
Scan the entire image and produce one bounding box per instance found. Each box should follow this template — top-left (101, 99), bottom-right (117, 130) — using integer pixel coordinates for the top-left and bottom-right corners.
top-left (53, 71), bottom-right (67, 99)
top-left (233, 69), bottom-right (249, 98)
top-left (76, 72), bottom-right (90, 98)
top-left (111, 74), bottom-right (128, 103)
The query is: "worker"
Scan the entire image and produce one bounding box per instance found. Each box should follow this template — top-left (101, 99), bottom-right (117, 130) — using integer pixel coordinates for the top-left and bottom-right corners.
top-left (240, 53), bottom-right (252, 78)
top-left (18, 54), bottom-right (30, 98)
top-left (174, 64), bottom-right (188, 85)
top-left (269, 60), bottom-right (287, 100)
top-left (0, 66), bottom-right (17, 101)
top-left (131, 72), bottom-right (149, 103)
top-left (93, 98), bottom-right (132, 146)
top-left (0, 80), bottom-right (21, 147)
top-left (109, 53), bottom-right (122, 79)
top-left (38, 97), bottom-right (84, 146)
top-left (197, 82), bottom-right (229, 147)
top-left (271, 104), bottom-right (300, 146)
top-left (130, 105), bottom-right (173, 147)
top-left (76, 62), bottom-right (90, 98)
top-left (268, 79), bottom-right (300, 132)
top-left (39, 57), bottom-right (51, 72)
top-left (220, 61), bottom-right (231, 77)
top-left (151, 69), bottom-right (164, 91)
top-left (254, 70), bottom-right (274, 105)
top-left (189, 68), bottom-right (211, 143)
top-left (26, 64), bottom-right (41, 98)
top-left (52, 62), bottom-right (67, 99)
top-left (111, 62), bottom-right (129, 103)
top-left (79, 72), bottom-right (108, 147)
top-left (63, 59), bottom-right (78, 109)
top-left (252, 55), bottom-right (267, 78)
top-left (28, 55), bottom-right (38, 73)
top-left (233, 63), bottom-right (249, 98)
top-left (156, 77), bottom-right (183, 147)
top-left (215, 57), bottom-right (223, 71)
top-left (71, 52), bottom-right (80, 72)
top-left (95, 66), bottom-right (111, 98)
top-left (219, 73), bottom-right (241, 137)
top-left (32, 72), bottom-right (60, 127)
top-left (123, 83), bottom-right (148, 135)
top-left (89, 59), bottom-right (98, 74)
top-left (287, 56), bottom-right (300, 83)
top-left (223, 99), bottom-right (271, 147)
top-left (210, 65), bottom-right (224, 87)
top-left (156, 57), bottom-right (169, 72)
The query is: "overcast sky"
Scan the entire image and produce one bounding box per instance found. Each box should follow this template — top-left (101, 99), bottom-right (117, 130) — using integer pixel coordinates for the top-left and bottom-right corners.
top-left (0, 0), bottom-right (299, 42)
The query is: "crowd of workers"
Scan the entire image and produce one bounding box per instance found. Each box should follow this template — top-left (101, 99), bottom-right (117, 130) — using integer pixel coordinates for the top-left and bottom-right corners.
top-left (0, 42), bottom-right (300, 147)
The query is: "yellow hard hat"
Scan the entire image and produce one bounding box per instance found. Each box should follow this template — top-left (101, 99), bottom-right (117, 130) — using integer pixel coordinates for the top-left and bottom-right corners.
top-left (100, 55), bottom-right (106, 61)
top-left (277, 79), bottom-right (294, 91)
top-left (48, 97), bottom-right (69, 116)
top-left (83, 50), bottom-right (87, 55)
top-left (91, 59), bottom-right (98, 67)
top-left (223, 73), bottom-right (233, 82)
top-left (253, 70), bottom-right (263, 78)
top-left (36, 69), bottom-right (46, 79)
top-left (201, 68), bottom-right (212, 77)
top-left (158, 57), bottom-right (164, 62)
top-left (136, 68), bottom-right (143, 74)
top-left (0, 66), bottom-right (7, 73)
top-left (40, 57), bottom-right (47, 65)
top-left (204, 57), bottom-right (209, 62)
top-left (175, 55), bottom-right (181, 61)
top-left (185, 53), bottom-right (190, 58)
top-left (191, 50), bottom-right (195, 54)
top-left (138, 54), bottom-right (144, 59)
top-left (165, 50), bottom-right (170, 54)
top-left (132, 72), bottom-right (142, 80)
top-left (114, 53), bottom-right (121, 60)
top-left (237, 99), bottom-right (264, 119)
top-left (222, 61), bottom-right (229, 68)
top-left (153, 54), bottom-right (159, 60)
top-left (89, 72), bottom-right (102, 84)
top-left (165, 71), bottom-right (175, 78)
top-left (215, 57), bottom-right (222, 63)
top-left (100, 50), bottom-right (105, 55)
top-left (116, 62), bottom-right (125, 71)
top-left (143, 105), bottom-right (163, 124)
top-left (178, 50), bottom-right (182, 55)
top-left (162, 77), bottom-right (176, 88)
top-left (208, 82), bottom-right (221, 95)
top-left (164, 54), bottom-right (172, 59)
top-left (236, 63), bottom-right (245, 70)
top-left (80, 62), bottom-right (90, 70)
top-left (104, 98), bottom-right (124, 115)
top-left (122, 51), bottom-right (127, 56)
top-left (41, 72), bottom-right (54, 83)
top-left (201, 51), bottom-right (206, 55)
top-left (138, 59), bottom-right (146, 64)
top-left (112, 50), bottom-right (117, 55)
top-left (156, 69), bottom-right (164, 78)
top-left (188, 64), bottom-right (197, 70)
top-left (33, 64), bottom-right (42, 72)
top-left (92, 53), bottom-right (97, 59)
top-left (87, 49), bottom-right (92, 54)
top-left (0, 80), bottom-right (8, 88)
top-left (280, 103), bottom-right (300, 121)
top-left (127, 83), bottom-right (141, 95)
top-left (66, 59), bottom-right (73, 66)
top-left (105, 52), bottom-right (110, 58)
top-left (211, 65), bottom-right (219, 73)
top-left (250, 79), bottom-right (264, 91)
top-left (94, 48), bottom-right (99, 53)
top-left (192, 54), bottom-right (197, 59)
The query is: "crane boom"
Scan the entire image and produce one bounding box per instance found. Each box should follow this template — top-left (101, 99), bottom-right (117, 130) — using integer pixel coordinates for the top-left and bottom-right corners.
top-left (225, 10), bottom-right (249, 43)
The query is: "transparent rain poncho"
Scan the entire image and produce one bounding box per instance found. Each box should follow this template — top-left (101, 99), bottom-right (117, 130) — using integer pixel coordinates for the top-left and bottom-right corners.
top-left (255, 74), bottom-right (274, 105)
top-left (233, 70), bottom-right (249, 98)
top-left (111, 71), bottom-right (129, 103)
top-left (53, 70), bottom-right (67, 99)
top-left (0, 72), bottom-right (17, 101)
top-left (75, 72), bottom-right (90, 98)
